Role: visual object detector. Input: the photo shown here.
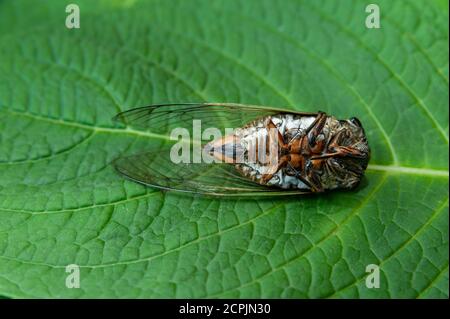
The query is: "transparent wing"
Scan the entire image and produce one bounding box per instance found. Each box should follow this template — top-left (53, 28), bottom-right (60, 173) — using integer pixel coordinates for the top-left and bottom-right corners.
top-left (113, 103), bottom-right (317, 196)
top-left (113, 103), bottom-right (318, 135)
top-left (113, 147), bottom-right (311, 196)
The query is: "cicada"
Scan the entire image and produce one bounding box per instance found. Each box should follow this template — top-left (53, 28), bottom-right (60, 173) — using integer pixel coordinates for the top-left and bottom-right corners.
top-left (113, 103), bottom-right (370, 196)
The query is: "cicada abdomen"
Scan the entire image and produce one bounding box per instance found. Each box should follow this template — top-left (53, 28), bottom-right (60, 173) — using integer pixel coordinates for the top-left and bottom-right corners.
top-left (113, 103), bottom-right (370, 196)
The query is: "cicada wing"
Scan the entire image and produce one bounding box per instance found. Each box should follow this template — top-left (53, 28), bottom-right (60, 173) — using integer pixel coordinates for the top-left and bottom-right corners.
top-left (113, 147), bottom-right (311, 196)
top-left (113, 103), bottom-right (318, 135)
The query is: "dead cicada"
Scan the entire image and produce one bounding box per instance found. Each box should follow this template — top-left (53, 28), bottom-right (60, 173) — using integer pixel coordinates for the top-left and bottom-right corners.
top-left (113, 103), bottom-right (370, 196)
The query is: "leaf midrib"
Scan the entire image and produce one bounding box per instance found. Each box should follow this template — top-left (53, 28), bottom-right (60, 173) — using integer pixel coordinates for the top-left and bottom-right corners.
top-left (2, 108), bottom-right (448, 176)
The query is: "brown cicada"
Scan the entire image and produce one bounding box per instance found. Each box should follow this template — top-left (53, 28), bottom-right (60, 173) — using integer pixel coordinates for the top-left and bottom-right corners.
top-left (113, 103), bottom-right (370, 196)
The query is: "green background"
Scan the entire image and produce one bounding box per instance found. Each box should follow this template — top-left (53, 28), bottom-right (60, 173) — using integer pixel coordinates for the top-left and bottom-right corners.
top-left (0, 0), bottom-right (448, 298)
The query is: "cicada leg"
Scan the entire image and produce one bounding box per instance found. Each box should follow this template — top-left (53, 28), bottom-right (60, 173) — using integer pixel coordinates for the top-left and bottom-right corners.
top-left (286, 162), bottom-right (315, 190)
top-left (261, 154), bottom-right (315, 191)
top-left (260, 154), bottom-right (290, 184)
top-left (306, 112), bottom-right (327, 148)
top-left (312, 129), bottom-right (367, 160)
top-left (288, 112), bottom-right (327, 154)
top-left (311, 148), bottom-right (366, 160)
top-left (261, 152), bottom-right (306, 184)
top-left (287, 111), bottom-right (326, 144)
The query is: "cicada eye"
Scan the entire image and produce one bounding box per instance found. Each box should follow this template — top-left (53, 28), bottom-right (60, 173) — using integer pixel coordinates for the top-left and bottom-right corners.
top-left (350, 117), bottom-right (362, 128)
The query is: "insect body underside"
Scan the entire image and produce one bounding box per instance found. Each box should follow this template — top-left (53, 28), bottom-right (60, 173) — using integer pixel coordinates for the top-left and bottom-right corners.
top-left (206, 113), bottom-right (370, 192)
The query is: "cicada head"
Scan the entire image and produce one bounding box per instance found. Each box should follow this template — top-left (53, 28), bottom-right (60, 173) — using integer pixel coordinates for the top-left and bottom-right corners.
top-left (313, 116), bottom-right (371, 191)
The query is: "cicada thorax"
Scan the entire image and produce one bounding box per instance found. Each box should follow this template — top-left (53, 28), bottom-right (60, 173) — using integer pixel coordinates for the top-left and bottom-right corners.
top-left (205, 112), bottom-right (370, 192)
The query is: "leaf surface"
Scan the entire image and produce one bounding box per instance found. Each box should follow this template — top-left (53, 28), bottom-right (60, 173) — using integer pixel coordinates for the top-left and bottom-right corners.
top-left (0, 0), bottom-right (448, 298)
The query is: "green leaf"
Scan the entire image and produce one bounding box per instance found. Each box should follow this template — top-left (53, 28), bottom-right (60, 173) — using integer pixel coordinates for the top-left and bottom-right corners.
top-left (0, 0), bottom-right (448, 298)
